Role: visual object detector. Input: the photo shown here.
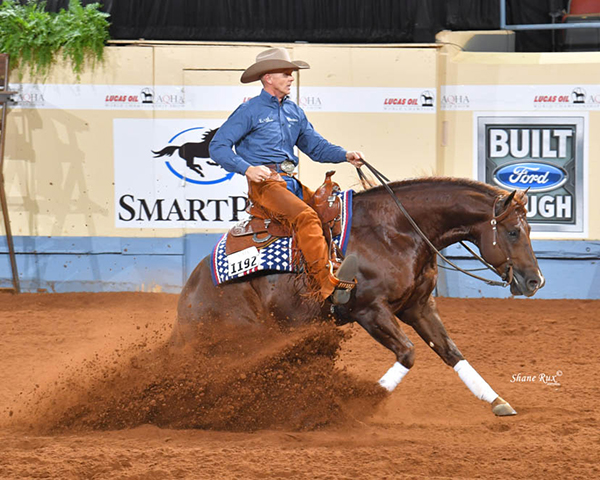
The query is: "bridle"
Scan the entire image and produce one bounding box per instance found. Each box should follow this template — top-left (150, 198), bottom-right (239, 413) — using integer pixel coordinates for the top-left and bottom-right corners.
top-left (356, 160), bottom-right (517, 288)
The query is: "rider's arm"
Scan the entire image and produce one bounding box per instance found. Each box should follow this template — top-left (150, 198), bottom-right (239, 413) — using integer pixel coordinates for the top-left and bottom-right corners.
top-left (296, 109), bottom-right (347, 164)
top-left (209, 105), bottom-right (253, 176)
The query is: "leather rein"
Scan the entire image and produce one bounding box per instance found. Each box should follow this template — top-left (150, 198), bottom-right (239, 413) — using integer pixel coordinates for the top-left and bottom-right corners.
top-left (357, 160), bottom-right (513, 288)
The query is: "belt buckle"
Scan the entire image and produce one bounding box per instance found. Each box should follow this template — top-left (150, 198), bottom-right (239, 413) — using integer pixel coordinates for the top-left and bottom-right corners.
top-left (280, 160), bottom-right (295, 174)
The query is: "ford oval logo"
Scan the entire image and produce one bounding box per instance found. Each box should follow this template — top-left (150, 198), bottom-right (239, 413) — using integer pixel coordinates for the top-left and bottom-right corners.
top-left (493, 162), bottom-right (567, 192)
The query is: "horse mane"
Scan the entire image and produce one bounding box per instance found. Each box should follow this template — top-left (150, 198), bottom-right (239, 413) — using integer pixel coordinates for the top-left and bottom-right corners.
top-left (201, 128), bottom-right (219, 142)
top-left (355, 176), bottom-right (528, 212)
top-left (356, 176), bottom-right (505, 198)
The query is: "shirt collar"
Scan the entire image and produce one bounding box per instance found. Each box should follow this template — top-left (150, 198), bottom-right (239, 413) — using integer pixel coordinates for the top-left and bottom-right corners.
top-left (259, 89), bottom-right (289, 105)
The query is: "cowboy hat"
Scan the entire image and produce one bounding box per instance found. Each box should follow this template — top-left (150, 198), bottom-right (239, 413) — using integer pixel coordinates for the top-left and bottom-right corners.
top-left (240, 48), bottom-right (310, 84)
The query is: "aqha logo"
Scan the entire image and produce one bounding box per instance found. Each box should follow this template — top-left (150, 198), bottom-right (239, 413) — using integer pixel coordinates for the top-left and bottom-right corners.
top-left (299, 96), bottom-right (322, 108)
top-left (441, 94), bottom-right (469, 108)
top-left (588, 93), bottom-right (600, 104)
top-left (18, 92), bottom-right (45, 105)
top-left (493, 162), bottom-right (567, 192)
top-left (155, 93), bottom-right (184, 106)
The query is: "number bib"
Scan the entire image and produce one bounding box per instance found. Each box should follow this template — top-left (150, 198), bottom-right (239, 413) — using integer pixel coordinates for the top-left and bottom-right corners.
top-left (227, 246), bottom-right (261, 277)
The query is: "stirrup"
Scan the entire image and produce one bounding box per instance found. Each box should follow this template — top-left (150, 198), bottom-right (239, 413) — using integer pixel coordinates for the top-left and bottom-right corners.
top-left (329, 254), bottom-right (358, 304)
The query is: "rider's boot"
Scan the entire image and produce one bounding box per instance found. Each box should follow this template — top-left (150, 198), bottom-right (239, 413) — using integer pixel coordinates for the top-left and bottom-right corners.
top-left (329, 254), bottom-right (358, 304)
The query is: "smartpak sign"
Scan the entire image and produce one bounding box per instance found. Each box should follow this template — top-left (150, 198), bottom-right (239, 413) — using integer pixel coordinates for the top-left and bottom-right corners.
top-left (477, 115), bottom-right (586, 234)
top-left (114, 119), bottom-right (249, 229)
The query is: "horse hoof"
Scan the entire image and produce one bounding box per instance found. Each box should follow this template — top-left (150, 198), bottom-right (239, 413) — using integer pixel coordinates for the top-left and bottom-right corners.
top-left (491, 397), bottom-right (517, 416)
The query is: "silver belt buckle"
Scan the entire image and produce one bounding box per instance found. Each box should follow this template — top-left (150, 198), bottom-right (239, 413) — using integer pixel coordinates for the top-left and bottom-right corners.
top-left (280, 160), bottom-right (295, 174)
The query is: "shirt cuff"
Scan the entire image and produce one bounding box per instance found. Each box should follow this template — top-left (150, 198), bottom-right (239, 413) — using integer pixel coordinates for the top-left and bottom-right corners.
top-left (334, 149), bottom-right (348, 163)
top-left (237, 159), bottom-right (252, 176)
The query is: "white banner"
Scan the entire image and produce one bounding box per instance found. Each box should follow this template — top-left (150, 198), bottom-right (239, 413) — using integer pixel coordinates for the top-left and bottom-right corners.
top-left (114, 119), bottom-right (249, 229)
top-left (297, 87), bottom-right (436, 113)
top-left (17, 82), bottom-right (600, 113)
top-left (441, 85), bottom-right (600, 111)
top-left (11, 83), bottom-right (436, 113)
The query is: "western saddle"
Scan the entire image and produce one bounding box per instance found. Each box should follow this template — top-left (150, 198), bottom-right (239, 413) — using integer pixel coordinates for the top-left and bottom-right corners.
top-left (225, 171), bottom-right (344, 266)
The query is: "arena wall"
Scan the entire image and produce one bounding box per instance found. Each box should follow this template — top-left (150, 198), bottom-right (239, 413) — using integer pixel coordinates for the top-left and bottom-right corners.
top-left (1, 37), bottom-right (598, 297)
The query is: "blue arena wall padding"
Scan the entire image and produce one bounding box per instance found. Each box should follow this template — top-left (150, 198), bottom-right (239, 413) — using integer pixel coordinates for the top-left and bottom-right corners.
top-left (0, 235), bottom-right (599, 298)
top-left (437, 241), bottom-right (600, 299)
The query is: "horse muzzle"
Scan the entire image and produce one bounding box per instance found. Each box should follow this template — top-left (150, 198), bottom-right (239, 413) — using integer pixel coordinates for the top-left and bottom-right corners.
top-left (510, 269), bottom-right (545, 297)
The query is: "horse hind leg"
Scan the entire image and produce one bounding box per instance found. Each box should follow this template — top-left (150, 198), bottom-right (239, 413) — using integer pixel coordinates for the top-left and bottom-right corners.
top-left (185, 157), bottom-right (205, 177)
top-left (400, 296), bottom-right (517, 416)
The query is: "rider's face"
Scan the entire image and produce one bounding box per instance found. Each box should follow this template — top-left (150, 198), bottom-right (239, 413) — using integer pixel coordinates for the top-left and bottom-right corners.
top-left (264, 69), bottom-right (294, 99)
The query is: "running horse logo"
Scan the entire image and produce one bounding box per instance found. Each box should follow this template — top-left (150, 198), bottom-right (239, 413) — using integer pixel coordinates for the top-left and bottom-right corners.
top-left (571, 88), bottom-right (586, 104)
top-left (152, 128), bottom-right (220, 177)
top-left (420, 90), bottom-right (434, 108)
top-left (141, 88), bottom-right (154, 104)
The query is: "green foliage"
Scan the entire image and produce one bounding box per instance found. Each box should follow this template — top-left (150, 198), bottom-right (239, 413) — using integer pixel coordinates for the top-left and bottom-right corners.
top-left (0, 0), bottom-right (110, 80)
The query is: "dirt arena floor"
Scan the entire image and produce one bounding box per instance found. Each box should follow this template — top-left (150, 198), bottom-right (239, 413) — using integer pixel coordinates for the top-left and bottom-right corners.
top-left (0, 292), bottom-right (599, 479)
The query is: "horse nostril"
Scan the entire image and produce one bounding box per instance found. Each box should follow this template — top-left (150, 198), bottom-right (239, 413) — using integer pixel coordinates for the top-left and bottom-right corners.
top-left (527, 278), bottom-right (539, 290)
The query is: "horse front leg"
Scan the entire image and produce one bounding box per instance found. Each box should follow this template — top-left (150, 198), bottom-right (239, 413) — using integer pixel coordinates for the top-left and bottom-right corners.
top-left (400, 296), bottom-right (517, 416)
top-left (353, 302), bottom-right (415, 392)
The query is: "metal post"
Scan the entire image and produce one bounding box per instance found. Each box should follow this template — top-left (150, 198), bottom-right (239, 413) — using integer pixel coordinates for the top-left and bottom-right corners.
top-left (0, 54), bottom-right (20, 293)
top-left (500, 0), bottom-right (507, 29)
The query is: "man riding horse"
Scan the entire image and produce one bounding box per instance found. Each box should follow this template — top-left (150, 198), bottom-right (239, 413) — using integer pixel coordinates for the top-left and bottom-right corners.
top-left (209, 47), bottom-right (364, 304)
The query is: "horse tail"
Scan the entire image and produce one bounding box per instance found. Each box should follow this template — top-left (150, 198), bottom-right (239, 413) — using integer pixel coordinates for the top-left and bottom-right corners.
top-left (152, 145), bottom-right (179, 158)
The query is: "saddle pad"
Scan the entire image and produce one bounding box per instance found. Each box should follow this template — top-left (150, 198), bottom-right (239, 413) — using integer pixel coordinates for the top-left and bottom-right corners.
top-left (211, 190), bottom-right (353, 286)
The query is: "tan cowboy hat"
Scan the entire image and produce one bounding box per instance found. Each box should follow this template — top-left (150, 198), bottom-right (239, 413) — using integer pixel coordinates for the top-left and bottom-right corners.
top-left (240, 47), bottom-right (310, 84)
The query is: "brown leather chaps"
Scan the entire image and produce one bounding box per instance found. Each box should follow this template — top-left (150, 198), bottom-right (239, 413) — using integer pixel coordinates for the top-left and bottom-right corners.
top-left (247, 172), bottom-right (335, 301)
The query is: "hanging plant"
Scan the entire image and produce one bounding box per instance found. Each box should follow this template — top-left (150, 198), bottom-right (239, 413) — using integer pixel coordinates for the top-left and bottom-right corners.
top-left (0, 0), bottom-right (110, 80)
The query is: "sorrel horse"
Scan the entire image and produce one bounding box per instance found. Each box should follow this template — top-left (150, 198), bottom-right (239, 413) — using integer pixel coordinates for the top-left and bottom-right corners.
top-left (175, 178), bottom-right (545, 416)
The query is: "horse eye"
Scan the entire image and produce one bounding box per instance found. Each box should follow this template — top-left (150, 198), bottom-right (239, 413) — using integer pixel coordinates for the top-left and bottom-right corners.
top-left (508, 230), bottom-right (519, 238)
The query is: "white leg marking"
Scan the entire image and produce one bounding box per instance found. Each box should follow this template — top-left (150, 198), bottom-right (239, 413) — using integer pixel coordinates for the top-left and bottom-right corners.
top-left (454, 359), bottom-right (498, 403)
top-left (378, 361), bottom-right (410, 392)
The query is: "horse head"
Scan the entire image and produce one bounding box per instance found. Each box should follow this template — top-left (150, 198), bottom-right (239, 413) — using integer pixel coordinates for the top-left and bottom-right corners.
top-left (474, 190), bottom-right (545, 297)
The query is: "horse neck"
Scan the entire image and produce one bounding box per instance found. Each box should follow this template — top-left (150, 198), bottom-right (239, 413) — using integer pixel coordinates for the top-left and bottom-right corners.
top-left (354, 182), bottom-right (496, 250)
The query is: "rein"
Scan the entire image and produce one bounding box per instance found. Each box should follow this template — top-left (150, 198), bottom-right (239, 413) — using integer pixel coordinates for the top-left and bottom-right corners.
top-left (357, 160), bottom-right (511, 288)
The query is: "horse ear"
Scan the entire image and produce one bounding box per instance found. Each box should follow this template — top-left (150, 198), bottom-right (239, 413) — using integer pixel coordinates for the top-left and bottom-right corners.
top-left (503, 190), bottom-right (517, 209)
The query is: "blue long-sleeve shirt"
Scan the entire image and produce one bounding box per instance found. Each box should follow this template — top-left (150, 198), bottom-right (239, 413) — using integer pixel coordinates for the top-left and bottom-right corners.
top-left (209, 89), bottom-right (347, 178)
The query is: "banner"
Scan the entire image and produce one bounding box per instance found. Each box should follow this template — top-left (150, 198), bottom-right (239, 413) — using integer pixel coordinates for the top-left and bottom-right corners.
top-left (12, 83), bottom-right (436, 113)
top-left (442, 85), bottom-right (600, 111)
top-left (114, 119), bottom-right (249, 229)
top-left (476, 114), bottom-right (587, 235)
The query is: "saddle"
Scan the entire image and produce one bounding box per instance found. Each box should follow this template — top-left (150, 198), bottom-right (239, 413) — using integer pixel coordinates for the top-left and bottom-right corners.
top-left (225, 171), bottom-right (343, 256)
